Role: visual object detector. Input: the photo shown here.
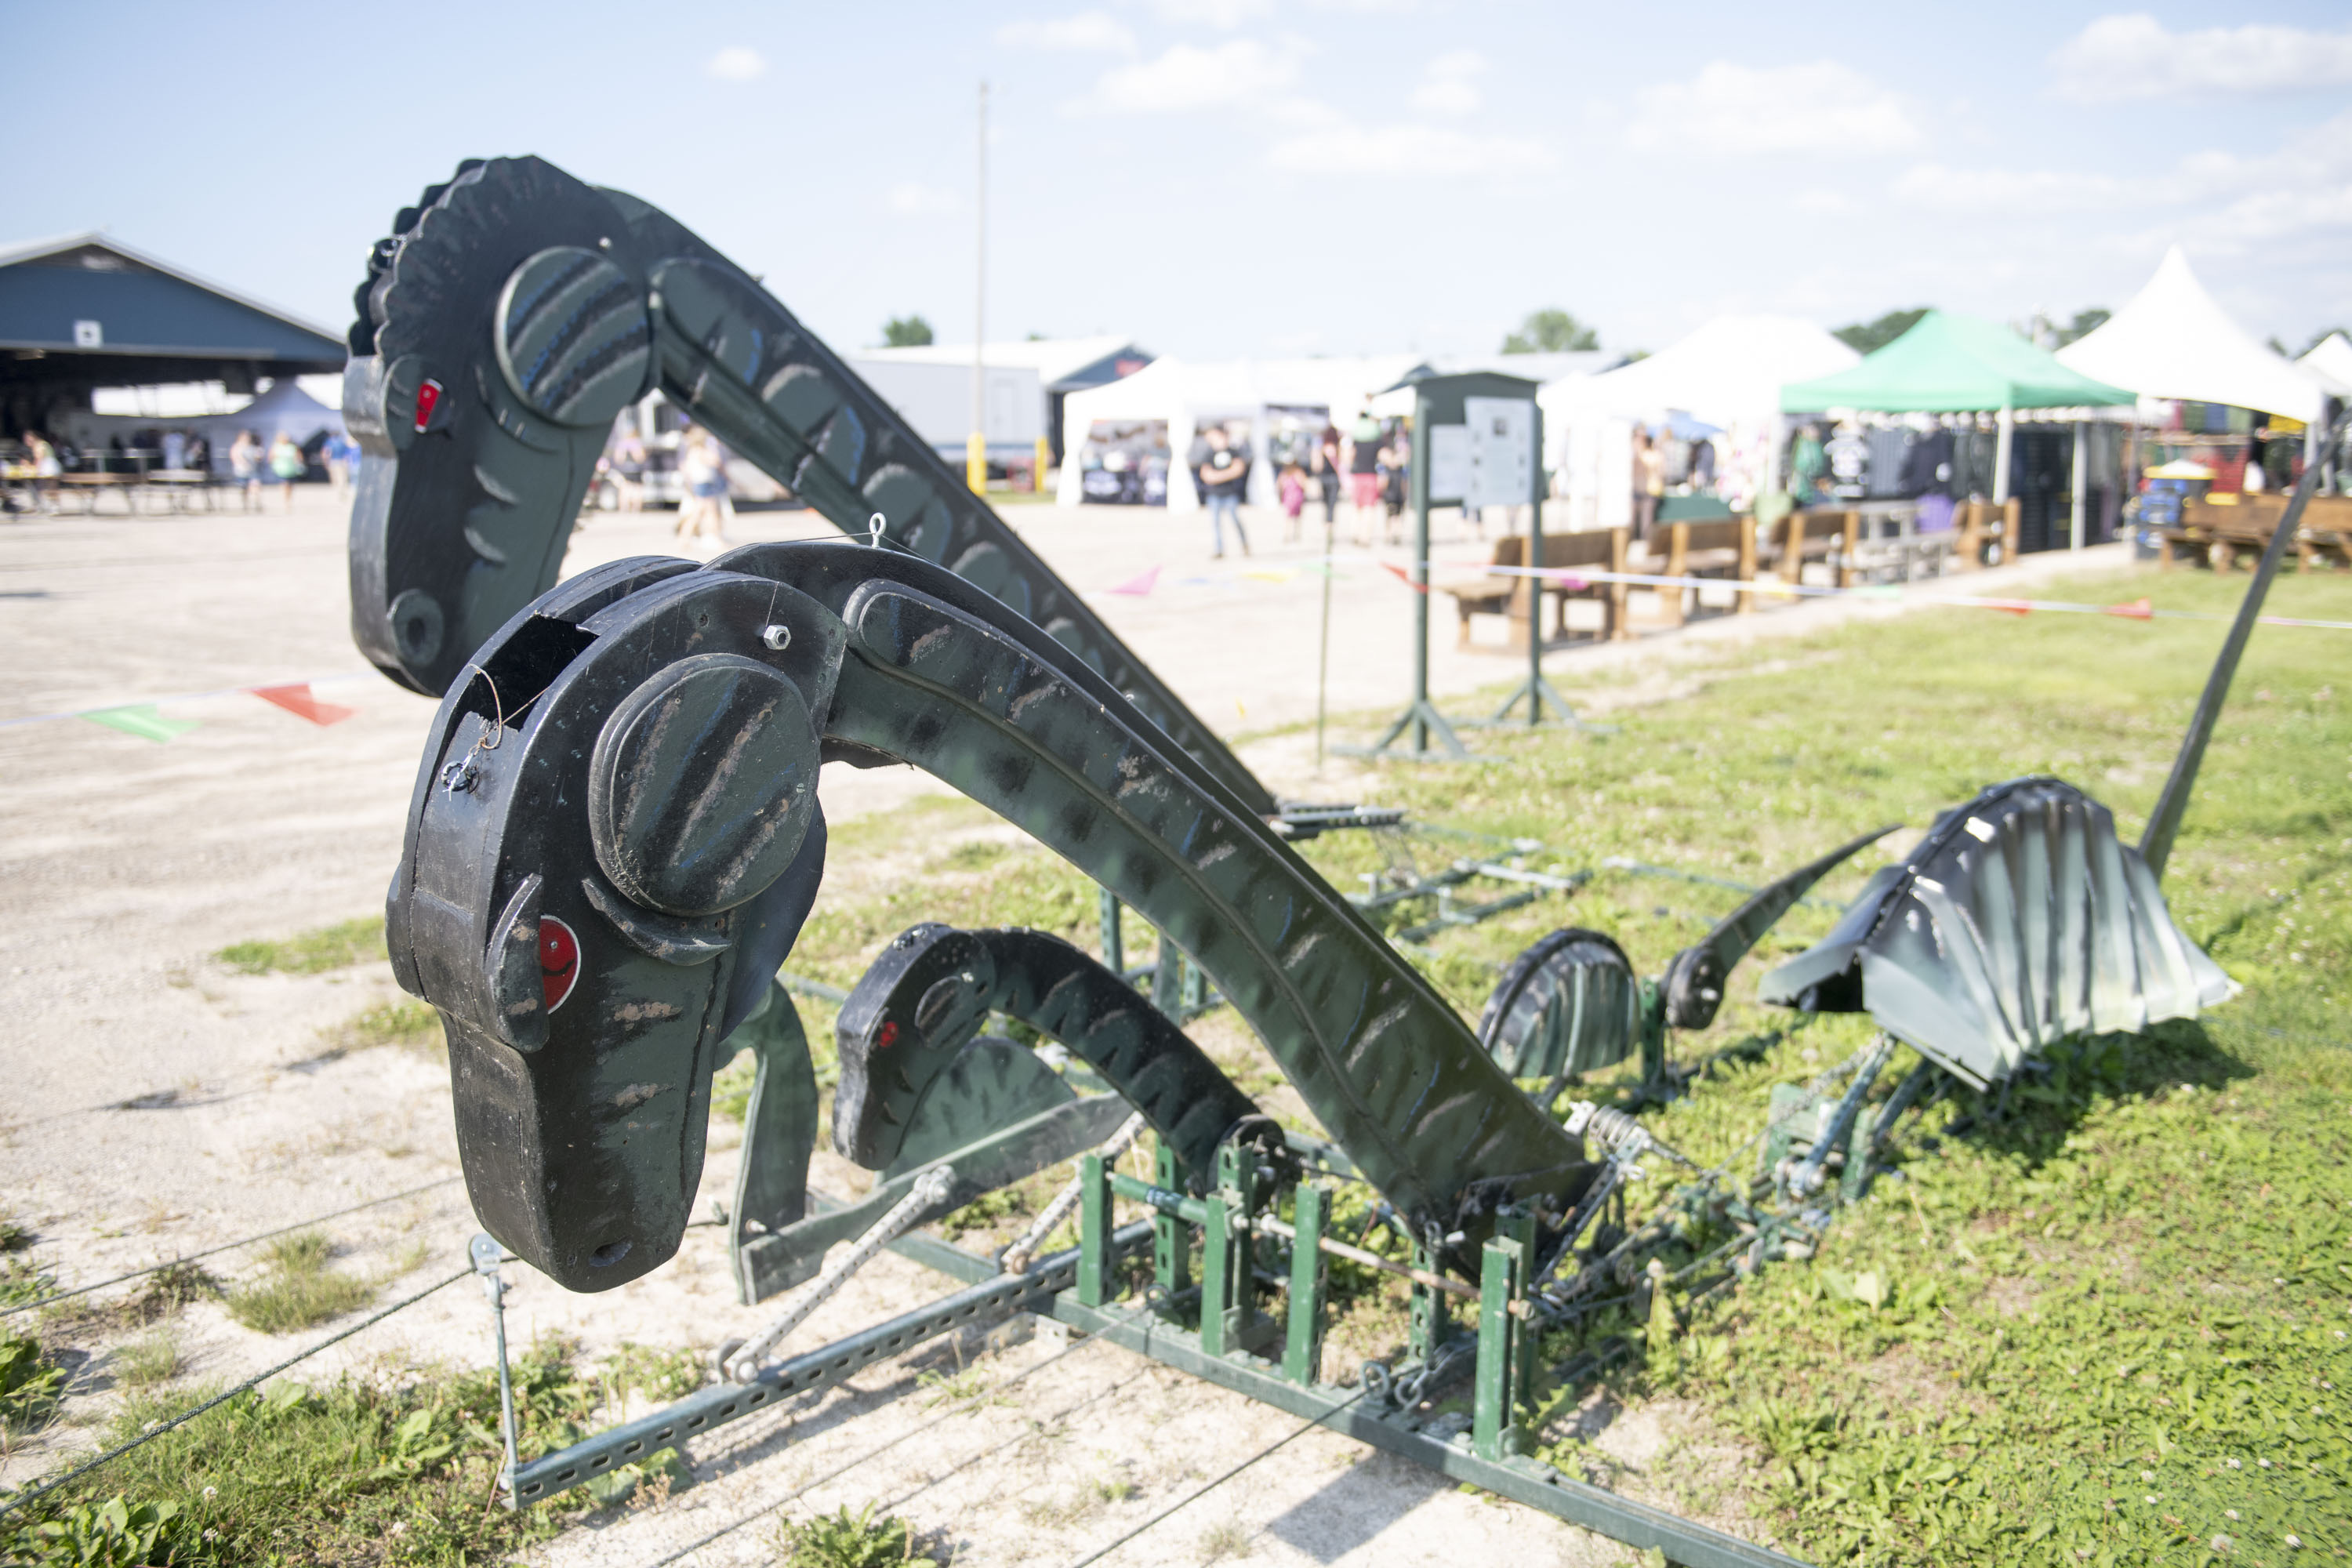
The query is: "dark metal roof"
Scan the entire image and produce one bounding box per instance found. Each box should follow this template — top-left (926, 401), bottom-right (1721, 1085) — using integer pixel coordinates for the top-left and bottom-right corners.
top-left (0, 233), bottom-right (344, 370)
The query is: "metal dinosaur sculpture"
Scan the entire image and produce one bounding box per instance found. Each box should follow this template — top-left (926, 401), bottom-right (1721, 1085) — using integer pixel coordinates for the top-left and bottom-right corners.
top-left (347, 158), bottom-right (2319, 1563)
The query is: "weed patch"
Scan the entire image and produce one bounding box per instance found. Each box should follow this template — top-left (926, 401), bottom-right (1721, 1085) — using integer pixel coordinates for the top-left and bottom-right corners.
top-left (1, 1333), bottom-right (67, 1430)
top-left (223, 1232), bottom-right (376, 1334)
top-left (330, 996), bottom-right (441, 1055)
top-left (112, 1328), bottom-right (181, 1391)
top-left (216, 917), bottom-right (384, 976)
top-left (0, 1336), bottom-right (615, 1564)
top-left (775, 1502), bottom-right (938, 1566)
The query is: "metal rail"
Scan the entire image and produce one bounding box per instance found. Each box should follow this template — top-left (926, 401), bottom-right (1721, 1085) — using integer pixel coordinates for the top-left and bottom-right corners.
top-left (506, 1223), bottom-right (1151, 1504)
top-left (1046, 1292), bottom-right (1809, 1568)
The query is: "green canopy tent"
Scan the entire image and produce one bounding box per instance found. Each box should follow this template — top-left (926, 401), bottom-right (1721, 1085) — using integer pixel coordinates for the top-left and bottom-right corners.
top-left (1780, 310), bottom-right (2132, 512)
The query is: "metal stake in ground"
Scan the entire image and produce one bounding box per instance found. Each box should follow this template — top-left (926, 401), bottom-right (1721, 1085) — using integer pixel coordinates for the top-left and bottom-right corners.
top-left (470, 1232), bottom-right (520, 1509)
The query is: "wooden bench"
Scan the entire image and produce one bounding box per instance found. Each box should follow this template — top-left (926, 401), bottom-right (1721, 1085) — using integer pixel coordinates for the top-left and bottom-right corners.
top-left (2161, 495), bottom-right (2285, 572)
top-left (1952, 499), bottom-right (2017, 570)
top-left (1442, 528), bottom-right (1625, 651)
top-left (2161, 494), bottom-right (2352, 571)
top-left (1756, 509), bottom-right (1857, 589)
top-left (1626, 516), bottom-right (1756, 629)
top-left (2294, 495), bottom-right (2352, 568)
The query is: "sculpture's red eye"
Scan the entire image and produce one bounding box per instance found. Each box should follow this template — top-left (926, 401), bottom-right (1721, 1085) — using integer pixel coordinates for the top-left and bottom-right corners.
top-left (875, 1020), bottom-right (900, 1051)
top-left (539, 916), bottom-right (580, 1013)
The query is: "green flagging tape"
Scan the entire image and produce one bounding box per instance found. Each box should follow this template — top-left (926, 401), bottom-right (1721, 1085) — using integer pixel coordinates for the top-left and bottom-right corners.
top-left (80, 704), bottom-right (199, 742)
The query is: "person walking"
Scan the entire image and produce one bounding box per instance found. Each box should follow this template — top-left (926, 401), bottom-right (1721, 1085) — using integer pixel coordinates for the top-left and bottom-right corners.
top-left (230, 430), bottom-right (264, 512)
top-left (25, 430), bottom-right (60, 512)
top-left (1279, 461), bottom-right (1308, 543)
top-left (1197, 424), bottom-right (1250, 558)
top-left (1631, 425), bottom-right (1662, 540)
top-left (1312, 422), bottom-right (1342, 531)
top-left (321, 430), bottom-right (357, 501)
top-left (1379, 426), bottom-right (1409, 545)
top-left (673, 428), bottom-right (731, 546)
top-left (1344, 409), bottom-right (1383, 546)
top-left (268, 431), bottom-right (306, 512)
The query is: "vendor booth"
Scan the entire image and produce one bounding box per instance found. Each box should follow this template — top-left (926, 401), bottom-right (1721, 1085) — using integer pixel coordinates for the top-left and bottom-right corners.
top-left (1537, 316), bottom-right (1857, 530)
top-left (1782, 310), bottom-right (2133, 555)
top-left (1057, 355), bottom-right (1426, 514)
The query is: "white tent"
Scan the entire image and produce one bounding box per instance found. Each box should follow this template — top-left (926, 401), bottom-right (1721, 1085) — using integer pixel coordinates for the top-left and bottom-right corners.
top-left (2055, 245), bottom-right (2325, 424)
top-left (2299, 332), bottom-right (2352, 398)
top-left (1537, 315), bottom-right (1857, 528)
top-left (1057, 354), bottom-right (1425, 512)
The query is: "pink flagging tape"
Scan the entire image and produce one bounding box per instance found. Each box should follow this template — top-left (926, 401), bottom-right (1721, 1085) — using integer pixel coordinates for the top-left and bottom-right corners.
top-left (249, 684), bottom-right (357, 726)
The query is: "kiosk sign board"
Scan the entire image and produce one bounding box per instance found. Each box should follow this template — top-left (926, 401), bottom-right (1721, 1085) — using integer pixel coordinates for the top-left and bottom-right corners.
top-left (1463, 395), bottom-right (1535, 510)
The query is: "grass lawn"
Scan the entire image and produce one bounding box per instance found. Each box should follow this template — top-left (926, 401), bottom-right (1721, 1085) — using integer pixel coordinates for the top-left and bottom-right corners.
top-left (5, 561), bottom-right (2346, 1566)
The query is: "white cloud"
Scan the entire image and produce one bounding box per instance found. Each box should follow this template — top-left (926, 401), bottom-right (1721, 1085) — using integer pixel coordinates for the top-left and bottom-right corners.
top-left (1410, 49), bottom-right (1485, 116)
top-left (1894, 107), bottom-right (2352, 236)
top-left (705, 45), bottom-right (765, 82)
top-left (996, 11), bottom-right (1136, 55)
top-left (1626, 61), bottom-right (1919, 156)
top-left (885, 183), bottom-right (960, 216)
top-left (2050, 13), bottom-right (2352, 103)
top-left (1892, 163), bottom-right (2132, 213)
top-left (1074, 38), bottom-right (1300, 113)
top-left (1150, 0), bottom-right (1274, 27)
top-left (1267, 119), bottom-right (1552, 178)
top-left (2199, 184), bottom-right (2352, 245)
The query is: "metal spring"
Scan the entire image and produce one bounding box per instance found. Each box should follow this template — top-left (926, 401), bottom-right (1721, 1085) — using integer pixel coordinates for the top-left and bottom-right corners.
top-left (1582, 1105), bottom-right (1654, 1160)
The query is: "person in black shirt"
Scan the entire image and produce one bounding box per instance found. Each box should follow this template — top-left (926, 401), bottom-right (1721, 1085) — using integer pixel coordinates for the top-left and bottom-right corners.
top-left (1198, 424), bottom-right (1250, 558)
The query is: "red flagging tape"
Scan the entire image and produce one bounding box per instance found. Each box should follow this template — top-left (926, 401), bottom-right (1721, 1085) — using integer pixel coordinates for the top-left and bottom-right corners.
top-left (249, 684), bottom-right (356, 727)
top-left (2103, 597), bottom-right (2154, 619)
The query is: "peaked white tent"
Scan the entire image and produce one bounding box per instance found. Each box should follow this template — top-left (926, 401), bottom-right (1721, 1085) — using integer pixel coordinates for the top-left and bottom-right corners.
top-left (1057, 354), bottom-right (1426, 512)
top-left (2299, 332), bottom-right (2352, 398)
top-left (2055, 245), bottom-right (2325, 424)
top-left (1538, 315), bottom-right (1858, 528)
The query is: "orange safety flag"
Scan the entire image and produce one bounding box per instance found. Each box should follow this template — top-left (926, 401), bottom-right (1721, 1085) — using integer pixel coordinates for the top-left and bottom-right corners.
top-left (1380, 561), bottom-right (1431, 594)
top-left (1107, 566), bottom-right (1161, 597)
top-left (1979, 598), bottom-right (2034, 616)
top-left (250, 683), bottom-right (356, 726)
top-left (2103, 597), bottom-right (2154, 620)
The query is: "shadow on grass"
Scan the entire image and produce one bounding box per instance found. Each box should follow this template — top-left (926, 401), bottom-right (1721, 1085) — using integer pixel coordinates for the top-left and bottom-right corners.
top-left (1920, 1017), bottom-right (2252, 1172)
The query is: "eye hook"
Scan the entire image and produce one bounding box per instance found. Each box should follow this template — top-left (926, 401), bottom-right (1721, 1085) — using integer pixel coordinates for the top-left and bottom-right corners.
top-left (463, 663), bottom-right (508, 750)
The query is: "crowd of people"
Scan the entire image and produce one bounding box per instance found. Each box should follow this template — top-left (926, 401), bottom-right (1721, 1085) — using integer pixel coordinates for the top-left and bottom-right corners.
top-left (1, 425), bottom-right (361, 514)
top-left (1189, 409), bottom-right (1410, 558)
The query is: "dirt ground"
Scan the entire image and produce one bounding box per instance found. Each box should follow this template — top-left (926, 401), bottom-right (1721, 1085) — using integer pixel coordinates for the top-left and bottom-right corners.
top-left (0, 485), bottom-right (2132, 1563)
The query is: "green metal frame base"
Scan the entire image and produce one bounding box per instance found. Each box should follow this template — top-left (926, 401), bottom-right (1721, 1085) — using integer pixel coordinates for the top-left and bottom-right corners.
top-left (1335, 699), bottom-right (1482, 763)
top-left (1047, 1292), bottom-right (1803, 1567)
top-left (1468, 672), bottom-right (1585, 730)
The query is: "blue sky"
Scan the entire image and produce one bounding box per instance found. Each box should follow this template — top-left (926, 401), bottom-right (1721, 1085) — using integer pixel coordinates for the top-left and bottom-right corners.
top-left (13, 2), bottom-right (2350, 362)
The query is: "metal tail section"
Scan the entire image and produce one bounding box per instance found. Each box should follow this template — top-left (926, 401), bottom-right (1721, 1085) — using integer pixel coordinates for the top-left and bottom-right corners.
top-left (1758, 778), bottom-right (2234, 1086)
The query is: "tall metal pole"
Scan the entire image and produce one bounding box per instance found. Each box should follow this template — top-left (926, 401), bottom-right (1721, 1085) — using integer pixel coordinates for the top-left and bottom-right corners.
top-left (967, 79), bottom-right (988, 498)
top-left (1316, 514), bottom-right (1333, 769)
top-left (2140, 412), bottom-right (2347, 878)
top-left (1525, 407), bottom-right (1544, 725)
top-left (2068, 417), bottom-right (2087, 550)
top-left (1412, 403), bottom-right (1432, 753)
